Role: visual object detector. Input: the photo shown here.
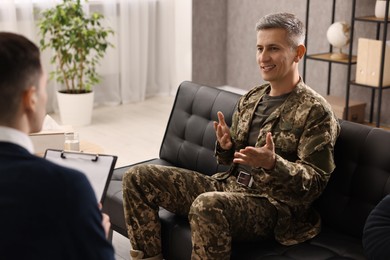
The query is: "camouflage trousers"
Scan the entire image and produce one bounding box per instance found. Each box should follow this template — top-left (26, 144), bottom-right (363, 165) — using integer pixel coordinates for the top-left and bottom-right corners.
top-left (122, 164), bottom-right (278, 260)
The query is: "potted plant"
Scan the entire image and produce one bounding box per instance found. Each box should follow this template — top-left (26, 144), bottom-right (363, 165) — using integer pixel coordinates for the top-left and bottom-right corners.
top-left (38, 0), bottom-right (113, 125)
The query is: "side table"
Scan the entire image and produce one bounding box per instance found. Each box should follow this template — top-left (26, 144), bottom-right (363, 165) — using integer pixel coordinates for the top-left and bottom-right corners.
top-left (79, 140), bottom-right (104, 154)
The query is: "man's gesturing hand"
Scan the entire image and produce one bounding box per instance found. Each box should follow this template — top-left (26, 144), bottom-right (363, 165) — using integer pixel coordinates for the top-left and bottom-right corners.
top-left (213, 111), bottom-right (233, 150)
top-left (233, 132), bottom-right (276, 170)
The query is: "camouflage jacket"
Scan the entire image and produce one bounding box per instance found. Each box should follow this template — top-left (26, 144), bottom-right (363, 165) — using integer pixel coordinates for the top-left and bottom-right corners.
top-left (214, 79), bottom-right (340, 245)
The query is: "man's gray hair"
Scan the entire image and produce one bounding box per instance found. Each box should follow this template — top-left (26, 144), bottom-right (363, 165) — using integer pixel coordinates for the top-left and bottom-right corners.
top-left (255, 12), bottom-right (305, 48)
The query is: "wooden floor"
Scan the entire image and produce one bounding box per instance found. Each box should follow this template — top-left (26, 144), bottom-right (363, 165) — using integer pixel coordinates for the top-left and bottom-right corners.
top-left (49, 95), bottom-right (175, 260)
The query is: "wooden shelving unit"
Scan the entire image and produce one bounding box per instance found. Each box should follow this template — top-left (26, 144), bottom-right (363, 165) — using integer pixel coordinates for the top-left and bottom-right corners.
top-left (303, 0), bottom-right (390, 127)
top-left (307, 53), bottom-right (357, 64)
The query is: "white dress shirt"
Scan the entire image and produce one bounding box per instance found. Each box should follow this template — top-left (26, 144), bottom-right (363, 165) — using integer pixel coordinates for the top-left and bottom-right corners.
top-left (0, 126), bottom-right (34, 153)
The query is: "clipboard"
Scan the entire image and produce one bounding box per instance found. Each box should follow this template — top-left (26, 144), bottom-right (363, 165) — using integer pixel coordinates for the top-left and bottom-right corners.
top-left (44, 149), bottom-right (117, 203)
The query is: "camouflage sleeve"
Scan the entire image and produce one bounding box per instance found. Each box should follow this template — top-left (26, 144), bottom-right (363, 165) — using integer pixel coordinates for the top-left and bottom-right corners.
top-left (259, 104), bottom-right (340, 205)
top-left (214, 140), bottom-right (235, 165)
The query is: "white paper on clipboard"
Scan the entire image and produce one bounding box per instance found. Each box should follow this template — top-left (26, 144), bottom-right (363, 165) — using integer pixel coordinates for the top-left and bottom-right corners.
top-left (44, 149), bottom-right (117, 203)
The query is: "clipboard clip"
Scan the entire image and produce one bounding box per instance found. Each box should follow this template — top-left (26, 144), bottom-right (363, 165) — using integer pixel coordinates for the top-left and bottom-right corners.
top-left (61, 151), bottom-right (99, 162)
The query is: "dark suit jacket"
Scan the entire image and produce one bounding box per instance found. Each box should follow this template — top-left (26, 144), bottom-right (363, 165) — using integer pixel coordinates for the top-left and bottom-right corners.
top-left (0, 142), bottom-right (115, 260)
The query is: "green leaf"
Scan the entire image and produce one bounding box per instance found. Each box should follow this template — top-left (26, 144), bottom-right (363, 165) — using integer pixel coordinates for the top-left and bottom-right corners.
top-left (37, 0), bottom-right (114, 92)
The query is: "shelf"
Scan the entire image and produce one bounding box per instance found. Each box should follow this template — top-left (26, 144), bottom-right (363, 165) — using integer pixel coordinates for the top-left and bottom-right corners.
top-left (306, 53), bottom-right (357, 64)
top-left (324, 95), bottom-right (366, 123)
top-left (349, 80), bottom-right (390, 89)
top-left (355, 16), bottom-right (390, 23)
top-left (304, 0), bottom-right (389, 127)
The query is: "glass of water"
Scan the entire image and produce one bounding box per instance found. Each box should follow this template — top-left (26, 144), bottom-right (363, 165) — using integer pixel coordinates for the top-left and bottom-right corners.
top-left (64, 132), bottom-right (80, 151)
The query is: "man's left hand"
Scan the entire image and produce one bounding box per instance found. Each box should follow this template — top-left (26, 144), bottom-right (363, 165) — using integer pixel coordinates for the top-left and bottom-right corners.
top-left (233, 132), bottom-right (276, 170)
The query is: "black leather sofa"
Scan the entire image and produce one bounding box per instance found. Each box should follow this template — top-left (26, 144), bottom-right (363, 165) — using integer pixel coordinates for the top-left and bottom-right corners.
top-left (103, 81), bottom-right (390, 259)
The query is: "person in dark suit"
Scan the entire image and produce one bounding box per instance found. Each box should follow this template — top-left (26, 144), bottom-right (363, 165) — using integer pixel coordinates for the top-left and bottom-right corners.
top-left (0, 32), bottom-right (115, 259)
top-left (363, 194), bottom-right (390, 260)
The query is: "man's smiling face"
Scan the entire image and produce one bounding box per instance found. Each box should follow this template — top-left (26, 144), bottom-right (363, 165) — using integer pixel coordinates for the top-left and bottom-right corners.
top-left (256, 28), bottom-right (298, 87)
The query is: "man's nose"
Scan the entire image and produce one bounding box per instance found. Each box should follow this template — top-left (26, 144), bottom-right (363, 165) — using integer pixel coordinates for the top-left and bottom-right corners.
top-left (258, 50), bottom-right (270, 62)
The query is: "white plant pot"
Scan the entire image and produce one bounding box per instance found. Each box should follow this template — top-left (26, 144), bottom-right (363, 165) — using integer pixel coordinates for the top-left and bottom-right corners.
top-left (56, 91), bottom-right (94, 126)
top-left (375, 0), bottom-right (390, 18)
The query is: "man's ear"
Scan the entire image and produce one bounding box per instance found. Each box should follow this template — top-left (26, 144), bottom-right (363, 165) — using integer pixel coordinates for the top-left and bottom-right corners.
top-left (23, 86), bottom-right (37, 112)
top-left (295, 44), bottom-right (306, 62)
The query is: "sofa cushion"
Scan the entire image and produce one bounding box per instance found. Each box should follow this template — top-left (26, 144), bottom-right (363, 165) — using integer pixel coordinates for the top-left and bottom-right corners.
top-left (159, 208), bottom-right (365, 260)
top-left (314, 120), bottom-right (390, 239)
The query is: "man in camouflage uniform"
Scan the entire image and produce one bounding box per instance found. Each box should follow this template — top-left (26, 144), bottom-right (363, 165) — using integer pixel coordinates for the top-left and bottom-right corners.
top-left (123, 12), bottom-right (340, 260)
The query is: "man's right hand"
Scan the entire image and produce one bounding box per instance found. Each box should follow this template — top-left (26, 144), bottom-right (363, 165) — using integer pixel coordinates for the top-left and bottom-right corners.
top-left (213, 111), bottom-right (233, 150)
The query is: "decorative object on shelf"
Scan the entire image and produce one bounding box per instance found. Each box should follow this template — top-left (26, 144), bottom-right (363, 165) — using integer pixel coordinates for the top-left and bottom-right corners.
top-left (326, 21), bottom-right (351, 60)
top-left (375, 0), bottom-right (390, 19)
top-left (38, 0), bottom-right (114, 126)
top-left (356, 38), bottom-right (390, 87)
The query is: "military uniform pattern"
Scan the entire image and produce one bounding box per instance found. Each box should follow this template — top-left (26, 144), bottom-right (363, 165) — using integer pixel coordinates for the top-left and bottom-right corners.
top-left (215, 79), bottom-right (340, 245)
top-left (123, 79), bottom-right (340, 259)
top-left (123, 164), bottom-right (278, 259)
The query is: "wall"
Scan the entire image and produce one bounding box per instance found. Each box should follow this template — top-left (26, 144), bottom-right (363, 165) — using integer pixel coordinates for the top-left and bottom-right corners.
top-left (192, 0), bottom-right (390, 125)
top-left (192, 0), bottom-right (227, 86)
top-left (174, 0), bottom-right (192, 93)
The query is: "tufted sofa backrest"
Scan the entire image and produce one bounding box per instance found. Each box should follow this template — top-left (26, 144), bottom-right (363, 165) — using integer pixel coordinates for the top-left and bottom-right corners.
top-left (159, 81), bottom-right (240, 175)
top-left (314, 120), bottom-right (390, 238)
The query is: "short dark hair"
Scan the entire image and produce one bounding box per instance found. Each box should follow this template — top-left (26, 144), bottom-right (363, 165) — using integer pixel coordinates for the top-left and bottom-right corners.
top-left (255, 12), bottom-right (305, 48)
top-left (0, 32), bottom-right (42, 122)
